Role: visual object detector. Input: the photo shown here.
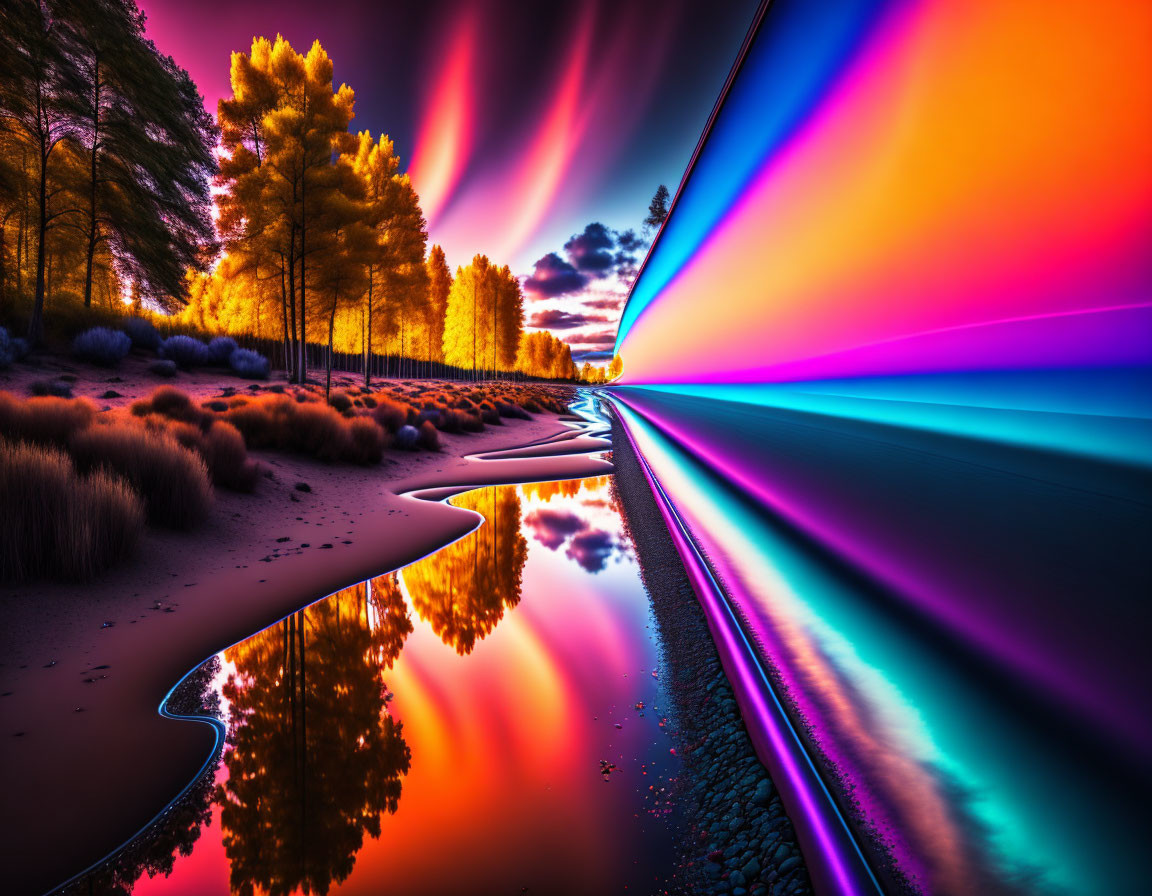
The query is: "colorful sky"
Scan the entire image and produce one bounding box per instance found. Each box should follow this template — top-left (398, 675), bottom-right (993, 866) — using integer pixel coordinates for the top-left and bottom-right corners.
top-left (614, 0), bottom-right (1152, 384)
top-left (137, 0), bottom-right (759, 361)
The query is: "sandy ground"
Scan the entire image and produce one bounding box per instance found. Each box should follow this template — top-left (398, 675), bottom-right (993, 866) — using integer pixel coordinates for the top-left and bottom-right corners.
top-left (0, 356), bottom-right (612, 895)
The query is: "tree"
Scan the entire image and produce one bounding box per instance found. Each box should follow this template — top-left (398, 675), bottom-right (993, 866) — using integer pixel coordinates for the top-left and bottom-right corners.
top-left (442, 254), bottom-right (489, 377)
top-left (307, 148), bottom-right (370, 399)
top-left (442, 255), bottom-right (521, 379)
top-left (59, 0), bottom-right (216, 310)
top-left (515, 330), bottom-right (577, 380)
top-left (607, 353), bottom-right (623, 381)
top-left (643, 183), bottom-right (670, 233)
top-left (422, 244), bottom-right (450, 368)
top-left (216, 36), bottom-right (356, 382)
top-left (0, 0), bottom-right (84, 342)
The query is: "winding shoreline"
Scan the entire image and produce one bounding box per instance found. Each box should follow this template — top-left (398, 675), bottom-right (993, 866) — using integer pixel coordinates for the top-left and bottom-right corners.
top-left (1, 400), bottom-right (610, 896)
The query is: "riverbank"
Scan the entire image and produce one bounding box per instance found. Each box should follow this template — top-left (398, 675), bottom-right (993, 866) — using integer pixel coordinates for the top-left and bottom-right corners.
top-left (609, 409), bottom-right (812, 896)
top-left (0, 388), bottom-right (610, 896)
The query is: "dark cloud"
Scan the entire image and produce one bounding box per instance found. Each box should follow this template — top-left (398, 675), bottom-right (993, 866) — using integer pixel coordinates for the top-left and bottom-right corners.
top-left (564, 222), bottom-right (616, 274)
top-left (583, 297), bottom-right (624, 311)
top-left (525, 222), bottom-right (651, 300)
top-left (524, 508), bottom-right (588, 550)
top-left (617, 229), bottom-right (646, 254)
top-left (523, 252), bottom-right (588, 298)
top-left (529, 309), bottom-right (608, 330)
top-left (564, 329), bottom-right (617, 348)
top-left (574, 350), bottom-right (614, 362)
top-left (566, 529), bottom-right (618, 573)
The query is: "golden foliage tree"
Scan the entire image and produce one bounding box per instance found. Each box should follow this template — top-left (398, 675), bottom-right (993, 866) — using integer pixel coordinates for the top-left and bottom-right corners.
top-left (442, 255), bottom-right (523, 378)
top-left (216, 35), bottom-right (356, 381)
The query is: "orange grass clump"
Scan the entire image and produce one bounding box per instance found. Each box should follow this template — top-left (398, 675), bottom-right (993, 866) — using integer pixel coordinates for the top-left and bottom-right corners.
top-left (0, 438), bottom-right (144, 582)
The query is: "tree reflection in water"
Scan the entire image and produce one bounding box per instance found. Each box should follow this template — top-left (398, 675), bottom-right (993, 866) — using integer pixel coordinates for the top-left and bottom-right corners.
top-left (402, 485), bottom-right (528, 655)
top-left (217, 576), bottom-right (413, 896)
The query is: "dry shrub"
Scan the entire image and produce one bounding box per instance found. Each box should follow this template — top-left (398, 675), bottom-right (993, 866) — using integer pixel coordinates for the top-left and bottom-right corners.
top-left (370, 398), bottom-right (411, 433)
top-left (0, 438), bottom-right (143, 582)
top-left (132, 386), bottom-right (212, 427)
top-left (289, 402), bottom-right (353, 462)
top-left (348, 417), bottom-right (388, 464)
top-left (203, 421), bottom-right (261, 491)
top-left (70, 422), bottom-right (213, 529)
top-left (417, 420), bottom-right (440, 451)
top-left (328, 391), bottom-right (353, 413)
top-left (223, 396), bottom-right (288, 448)
top-left (0, 392), bottom-right (97, 445)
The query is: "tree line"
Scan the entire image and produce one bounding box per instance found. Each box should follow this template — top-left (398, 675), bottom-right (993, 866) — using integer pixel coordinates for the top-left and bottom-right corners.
top-left (1, 6), bottom-right (609, 383)
top-left (0, 0), bottom-right (216, 340)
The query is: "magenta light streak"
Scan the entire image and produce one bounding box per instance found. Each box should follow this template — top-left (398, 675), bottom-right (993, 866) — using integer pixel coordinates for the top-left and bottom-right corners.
top-left (612, 400), bottom-right (881, 896)
top-left (610, 392), bottom-right (1121, 747)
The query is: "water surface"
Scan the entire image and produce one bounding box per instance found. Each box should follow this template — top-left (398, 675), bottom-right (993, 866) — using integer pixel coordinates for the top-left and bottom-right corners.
top-left (124, 475), bottom-right (683, 895)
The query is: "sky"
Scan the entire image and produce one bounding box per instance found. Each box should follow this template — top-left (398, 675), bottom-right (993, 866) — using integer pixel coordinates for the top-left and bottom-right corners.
top-left (136, 0), bottom-right (759, 362)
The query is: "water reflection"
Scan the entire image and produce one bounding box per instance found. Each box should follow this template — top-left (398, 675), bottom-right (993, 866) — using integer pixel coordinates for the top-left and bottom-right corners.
top-left (402, 486), bottom-right (527, 655)
top-left (121, 475), bottom-right (675, 896)
top-left (218, 580), bottom-right (412, 896)
top-left (522, 475), bottom-right (629, 573)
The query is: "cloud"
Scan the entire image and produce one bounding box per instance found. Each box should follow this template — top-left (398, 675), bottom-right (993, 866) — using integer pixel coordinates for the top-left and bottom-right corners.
top-left (573, 349), bottom-right (614, 362)
top-left (564, 328), bottom-right (616, 348)
top-left (583, 296), bottom-right (623, 311)
top-left (616, 228), bottom-right (645, 254)
top-left (523, 252), bottom-right (587, 298)
top-left (524, 508), bottom-right (589, 549)
top-left (564, 222), bottom-right (616, 274)
top-left (528, 309), bottom-right (609, 330)
top-left (566, 529), bottom-right (617, 572)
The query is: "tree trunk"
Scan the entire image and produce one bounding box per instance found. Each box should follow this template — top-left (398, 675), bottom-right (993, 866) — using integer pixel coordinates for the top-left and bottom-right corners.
top-left (279, 254), bottom-right (291, 379)
top-left (364, 270), bottom-right (373, 388)
top-left (28, 132), bottom-right (48, 344)
top-left (325, 290), bottom-right (338, 400)
top-left (83, 59), bottom-right (100, 308)
top-left (298, 175), bottom-right (307, 382)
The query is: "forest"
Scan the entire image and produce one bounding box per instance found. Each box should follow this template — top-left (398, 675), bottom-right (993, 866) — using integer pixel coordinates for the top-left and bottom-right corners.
top-left (0, 1), bottom-right (604, 383)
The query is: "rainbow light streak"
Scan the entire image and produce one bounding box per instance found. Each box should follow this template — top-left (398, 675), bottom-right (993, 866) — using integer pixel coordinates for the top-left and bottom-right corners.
top-left (609, 1), bottom-right (1152, 889)
top-left (615, 1), bottom-right (1152, 391)
top-left (615, 403), bottom-right (881, 896)
top-left (611, 395), bottom-right (1152, 894)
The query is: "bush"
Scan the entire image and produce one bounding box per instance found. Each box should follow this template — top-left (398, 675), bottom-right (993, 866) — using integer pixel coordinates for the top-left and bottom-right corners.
top-left (72, 327), bottom-right (131, 367)
top-left (0, 327), bottom-right (29, 369)
top-left (149, 359), bottom-right (178, 377)
top-left (160, 335), bottom-right (210, 368)
top-left (70, 423), bottom-right (213, 529)
top-left (207, 337), bottom-right (239, 366)
top-left (132, 386), bottom-right (212, 428)
top-left (202, 421), bottom-right (261, 491)
top-left (370, 398), bottom-right (411, 433)
top-left (394, 424), bottom-right (419, 451)
top-left (0, 438), bottom-right (143, 582)
top-left (328, 391), bottom-right (352, 413)
top-left (120, 316), bottom-right (161, 350)
top-left (348, 417), bottom-right (387, 464)
top-left (417, 420), bottom-right (440, 451)
top-left (288, 402), bottom-right (352, 462)
top-left (497, 402), bottom-right (531, 420)
top-left (0, 392), bottom-right (96, 445)
top-left (229, 348), bottom-right (270, 379)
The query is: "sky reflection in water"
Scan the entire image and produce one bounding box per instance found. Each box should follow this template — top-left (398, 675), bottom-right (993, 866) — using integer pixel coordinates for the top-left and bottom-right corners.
top-left (130, 476), bottom-right (677, 896)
